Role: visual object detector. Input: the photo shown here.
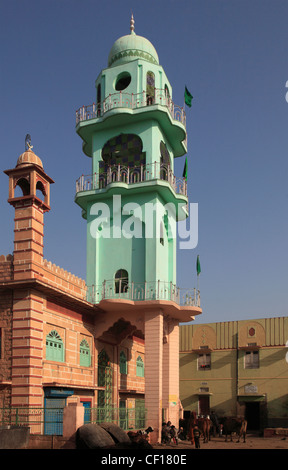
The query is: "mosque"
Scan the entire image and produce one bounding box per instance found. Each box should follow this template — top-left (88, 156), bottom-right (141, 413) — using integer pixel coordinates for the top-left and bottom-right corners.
top-left (0, 16), bottom-right (201, 444)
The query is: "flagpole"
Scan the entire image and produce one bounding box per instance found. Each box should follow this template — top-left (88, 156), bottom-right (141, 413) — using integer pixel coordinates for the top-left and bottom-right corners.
top-left (196, 254), bottom-right (201, 298)
top-left (184, 85), bottom-right (186, 112)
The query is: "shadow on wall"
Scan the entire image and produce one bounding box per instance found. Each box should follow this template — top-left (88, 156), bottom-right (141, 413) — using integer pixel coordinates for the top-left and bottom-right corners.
top-left (0, 426), bottom-right (30, 449)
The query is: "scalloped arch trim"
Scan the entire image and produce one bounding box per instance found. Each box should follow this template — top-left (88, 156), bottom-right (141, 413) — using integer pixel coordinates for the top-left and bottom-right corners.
top-left (109, 49), bottom-right (159, 67)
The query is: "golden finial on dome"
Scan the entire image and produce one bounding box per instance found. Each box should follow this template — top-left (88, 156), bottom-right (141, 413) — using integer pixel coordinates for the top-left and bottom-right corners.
top-left (130, 12), bottom-right (135, 35)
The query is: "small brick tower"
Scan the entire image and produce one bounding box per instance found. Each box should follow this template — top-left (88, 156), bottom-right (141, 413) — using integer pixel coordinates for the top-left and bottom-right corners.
top-left (4, 143), bottom-right (54, 281)
top-left (4, 141), bottom-right (54, 408)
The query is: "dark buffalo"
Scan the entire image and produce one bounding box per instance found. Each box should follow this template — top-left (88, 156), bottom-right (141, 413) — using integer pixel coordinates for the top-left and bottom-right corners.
top-left (221, 417), bottom-right (247, 443)
top-left (210, 411), bottom-right (221, 437)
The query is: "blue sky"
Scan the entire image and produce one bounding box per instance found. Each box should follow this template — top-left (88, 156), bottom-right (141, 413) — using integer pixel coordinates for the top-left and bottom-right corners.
top-left (0, 0), bottom-right (287, 325)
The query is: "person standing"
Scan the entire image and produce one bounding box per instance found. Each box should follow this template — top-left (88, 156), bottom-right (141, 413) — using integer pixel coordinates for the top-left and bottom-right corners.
top-left (193, 425), bottom-right (201, 449)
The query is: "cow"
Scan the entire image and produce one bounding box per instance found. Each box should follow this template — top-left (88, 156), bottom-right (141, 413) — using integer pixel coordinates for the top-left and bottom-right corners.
top-left (221, 417), bottom-right (247, 443)
top-left (187, 412), bottom-right (211, 444)
top-left (210, 411), bottom-right (221, 437)
top-left (197, 417), bottom-right (211, 443)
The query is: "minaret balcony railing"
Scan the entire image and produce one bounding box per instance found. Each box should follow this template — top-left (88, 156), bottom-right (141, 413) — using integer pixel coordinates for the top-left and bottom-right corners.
top-left (76, 162), bottom-right (187, 196)
top-left (76, 89), bottom-right (186, 128)
top-left (86, 280), bottom-right (200, 307)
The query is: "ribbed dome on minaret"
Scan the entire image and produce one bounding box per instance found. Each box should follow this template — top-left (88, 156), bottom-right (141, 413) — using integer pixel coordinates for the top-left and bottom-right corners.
top-left (16, 149), bottom-right (43, 169)
top-left (108, 14), bottom-right (159, 67)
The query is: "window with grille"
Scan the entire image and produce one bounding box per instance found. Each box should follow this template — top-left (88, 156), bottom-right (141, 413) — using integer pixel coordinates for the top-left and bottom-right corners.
top-left (135, 399), bottom-right (145, 428)
top-left (198, 353), bottom-right (211, 370)
top-left (80, 339), bottom-right (91, 367)
top-left (46, 330), bottom-right (64, 362)
top-left (98, 349), bottom-right (112, 409)
top-left (136, 355), bottom-right (144, 377)
top-left (244, 350), bottom-right (259, 369)
top-left (120, 351), bottom-right (127, 374)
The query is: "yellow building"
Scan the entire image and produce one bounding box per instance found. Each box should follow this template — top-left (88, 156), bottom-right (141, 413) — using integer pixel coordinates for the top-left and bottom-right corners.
top-left (180, 316), bottom-right (288, 432)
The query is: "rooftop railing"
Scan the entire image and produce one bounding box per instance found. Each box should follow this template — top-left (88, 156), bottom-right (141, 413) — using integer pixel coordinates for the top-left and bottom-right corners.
top-left (76, 162), bottom-right (187, 196)
top-left (86, 280), bottom-right (200, 308)
top-left (76, 88), bottom-right (186, 127)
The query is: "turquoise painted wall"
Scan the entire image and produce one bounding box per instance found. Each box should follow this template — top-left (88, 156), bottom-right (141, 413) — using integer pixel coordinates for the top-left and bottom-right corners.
top-left (86, 190), bottom-right (176, 290)
top-left (91, 121), bottom-right (174, 171)
top-left (95, 59), bottom-right (172, 102)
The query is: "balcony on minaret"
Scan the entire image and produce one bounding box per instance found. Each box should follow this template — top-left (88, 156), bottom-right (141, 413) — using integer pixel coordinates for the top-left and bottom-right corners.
top-left (76, 89), bottom-right (187, 158)
top-left (86, 280), bottom-right (201, 309)
top-left (76, 162), bottom-right (187, 196)
top-left (76, 89), bottom-right (186, 128)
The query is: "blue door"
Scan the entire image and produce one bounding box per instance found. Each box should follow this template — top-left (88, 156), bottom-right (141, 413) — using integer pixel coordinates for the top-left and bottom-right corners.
top-left (81, 401), bottom-right (91, 424)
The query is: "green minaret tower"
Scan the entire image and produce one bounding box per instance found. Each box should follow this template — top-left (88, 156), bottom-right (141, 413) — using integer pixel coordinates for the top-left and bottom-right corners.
top-left (75, 16), bottom-right (191, 305)
top-left (75, 16), bottom-right (201, 442)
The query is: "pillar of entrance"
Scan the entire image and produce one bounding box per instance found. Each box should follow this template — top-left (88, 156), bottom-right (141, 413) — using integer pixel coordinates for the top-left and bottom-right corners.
top-left (144, 310), bottom-right (163, 444)
top-left (63, 397), bottom-right (85, 439)
top-left (162, 319), bottom-right (180, 426)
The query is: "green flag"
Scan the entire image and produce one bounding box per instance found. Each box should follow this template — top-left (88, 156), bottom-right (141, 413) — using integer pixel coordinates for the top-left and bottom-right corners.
top-left (196, 255), bottom-right (201, 276)
top-left (184, 86), bottom-right (193, 107)
top-left (182, 157), bottom-right (188, 180)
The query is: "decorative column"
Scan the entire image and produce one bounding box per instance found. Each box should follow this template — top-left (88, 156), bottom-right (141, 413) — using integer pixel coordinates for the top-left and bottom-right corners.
top-left (162, 318), bottom-right (180, 426)
top-left (11, 289), bottom-right (44, 410)
top-left (144, 310), bottom-right (163, 444)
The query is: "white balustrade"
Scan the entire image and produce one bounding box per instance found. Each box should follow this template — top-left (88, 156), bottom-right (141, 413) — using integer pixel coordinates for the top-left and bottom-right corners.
top-left (86, 281), bottom-right (200, 307)
top-left (76, 163), bottom-right (187, 196)
top-left (76, 89), bottom-right (186, 127)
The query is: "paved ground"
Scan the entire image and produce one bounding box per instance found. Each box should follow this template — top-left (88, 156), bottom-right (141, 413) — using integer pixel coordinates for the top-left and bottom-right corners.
top-left (152, 434), bottom-right (288, 450)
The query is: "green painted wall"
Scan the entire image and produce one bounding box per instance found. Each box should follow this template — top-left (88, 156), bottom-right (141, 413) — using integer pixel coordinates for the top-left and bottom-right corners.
top-left (86, 190), bottom-right (176, 289)
top-left (95, 59), bottom-right (172, 104)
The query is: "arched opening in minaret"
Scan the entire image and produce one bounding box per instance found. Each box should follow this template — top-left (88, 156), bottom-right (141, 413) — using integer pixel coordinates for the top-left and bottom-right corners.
top-left (160, 141), bottom-right (171, 165)
top-left (115, 269), bottom-right (129, 293)
top-left (146, 71), bottom-right (155, 105)
top-left (15, 177), bottom-right (30, 197)
top-left (164, 84), bottom-right (170, 100)
top-left (160, 141), bottom-right (171, 181)
top-left (36, 180), bottom-right (46, 201)
top-left (101, 134), bottom-right (146, 171)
